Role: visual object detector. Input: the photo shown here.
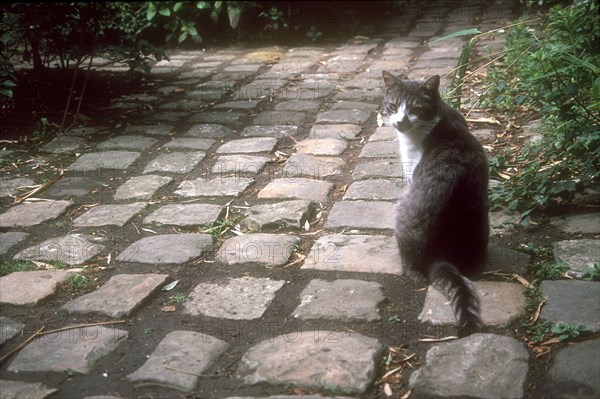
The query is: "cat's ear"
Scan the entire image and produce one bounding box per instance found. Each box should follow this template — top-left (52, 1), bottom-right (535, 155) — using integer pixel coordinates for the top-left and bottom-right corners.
top-left (382, 71), bottom-right (398, 89)
top-left (424, 75), bottom-right (440, 92)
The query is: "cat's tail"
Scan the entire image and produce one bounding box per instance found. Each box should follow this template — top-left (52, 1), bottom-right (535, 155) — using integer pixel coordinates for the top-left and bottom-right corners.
top-left (428, 260), bottom-right (482, 336)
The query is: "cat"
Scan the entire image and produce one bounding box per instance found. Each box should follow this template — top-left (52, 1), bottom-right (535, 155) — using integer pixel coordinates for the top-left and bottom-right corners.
top-left (382, 71), bottom-right (489, 335)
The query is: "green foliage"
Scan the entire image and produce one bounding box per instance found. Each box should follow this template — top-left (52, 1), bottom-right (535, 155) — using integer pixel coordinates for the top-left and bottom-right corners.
top-left (1, 3), bottom-right (165, 75)
top-left (0, 260), bottom-right (36, 276)
top-left (551, 322), bottom-right (593, 341)
top-left (533, 261), bottom-right (567, 280)
top-left (583, 261), bottom-right (600, 281)
top-left (485, 2), bottom-right (600, 219)
top-left (168, 293), bottom-right (187, 304)
top-left (525, 320), bottom-right (554, 343)
top-left (66, 273), bottom-right (90, 292)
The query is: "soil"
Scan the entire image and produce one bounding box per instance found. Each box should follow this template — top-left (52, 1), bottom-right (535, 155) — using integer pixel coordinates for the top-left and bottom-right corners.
top-left (0, 18), bottom-right (598, 399)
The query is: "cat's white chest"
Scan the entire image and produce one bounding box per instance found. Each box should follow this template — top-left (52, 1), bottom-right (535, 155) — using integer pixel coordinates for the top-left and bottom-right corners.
top-left (396, 130), bottom-right (424, 184)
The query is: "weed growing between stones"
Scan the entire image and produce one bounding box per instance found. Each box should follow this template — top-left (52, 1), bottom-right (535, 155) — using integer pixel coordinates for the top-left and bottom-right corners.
top-left (65, 273), bottom-right (90, 293)
top-left (0, 260), bottom-right (36, 276)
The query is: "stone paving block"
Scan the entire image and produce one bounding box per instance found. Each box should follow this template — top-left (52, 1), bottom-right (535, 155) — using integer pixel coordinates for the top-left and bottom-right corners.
top-left (316, 109), bottom-right (371, 125)
top-left (343, 179), bottom-right (403, 201)
top-left (124, 125), bottom-right (174, 136)
top-left (62, 273), bottom-right (169, 318)
top-left (341, 78), bottom-right (382, 91)
top-left (295, 139), bottom-right (348, 156)
top-left (0, 178), bottom-right (35, 198)
top-left (233, 81), bottom-right (287, 101)
top-left (0, 232), bottom-right (29, 258)
top-left (287, 83), bottom-right (337, 101)
top-left (258, 178), bottom-right (332, 202)
top-left (40, 136), bottom-right (85, 153)
top-left (67, 126), bottom-right (110, 137)
top-left (241, 200), bottom-right (315, 232)
top-left (161, 138), bottom-right (216, 151)
top-left (241, 125), bottom-right (298, 138)
top-left (352, 160), bottom-right (403, 181)
top-left (41, 177), bottom-right (100, 199)
top-left (213, 100), bottom-right (260, 110)
top-left (283, 154), bottom-right (345, 179)
top-left (253, 111), bottom-right (306, 126)
top-left (117, 234), bottom-right (213, 264)
top-left (0, 200), bottom-right (73, 228)
top-left (217, 137), bottom-right (277, 154)
top-left (68, 151), bottom-right (140, 171)
top-left (553, 239), bottom-right (600, 272)
top-left (143, 203), bottom-right (222, 227)
top-left (549, 213), bottom-right (600, 234)
top-left (539, 280), bottom-right (600, 332)
top-left (158, 100), bottom-right (208, 112)
top-left (308, 124), bottom-right (362, 140)
top-left (274, 101), bottom-right (320, 112)
top-left (73, 202), bottom-right (147, 227)
top-left (330, 101), bottom-right (379, 111)
top-left (127, 330), bottom-right (229, 391)
top-left (324, 201), bottom-right (395, 230)
top-left (213, 155), bottom-right (270, 175)
top-left (0, 380), bottom-right (58, 399)
top-left (184, 123), bottom-right (233, 138)
top-left (223, 64), bottom-right (262, 73)
top-left (15, 234), bottom-right (104, 266)
top-left (188, 111), bottom-right (245, 125)
top-left (143, 151), bottom-right (206, 174)
top-left (545, 339), bottom-right (600, 399)
top-left (236, 331), bottom-right (382, 394)
top-left (472, 128), bottom-right (496, 143)
top-left (184, 277), bottom-right (286, 319)
top-left (114, 175), bottom-right (172, 200)
top-left (0, 317), bottom-right (25, 346)
top-left (216, 234), bottom-right (300, 266)
top-left (419, 281), bottom-right (526, 327)
top-left (174, 177), bottom-right (253, 197)
top-left (369, 126), bottom-right (397, 142)
top-left (486, 243), bottom-right (531, 274)
top-left (97, 135), bottom-right (158, 151)
top-left (302, 234), bottom-right (402, 274)
top-left (0, 270), bottom-right (74, 306)
top-left (332, 90), bottom-right (381, 102)
top-left (7, 326), bottom-right (128, 374)
top-left (359, 141), bottom-right (399, 158)
top-left (146, 112), bottom-right (190, 123)
top-left (292, 279), bottom-right (385, 321)
top-left (409, 334), bottom-right (528, 399)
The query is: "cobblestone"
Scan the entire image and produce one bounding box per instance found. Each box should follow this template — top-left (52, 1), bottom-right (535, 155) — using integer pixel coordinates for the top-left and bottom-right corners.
top-left (0, 200), bottom-right (73, 227)
top-left (216, 234), bottom-right (300, 267)
top-left (143, 151), bottom-right (206, 174)
top-left (127, 331), bottom-right (228, 391)
top-left (117, 234), bottom-right (213, 264)
top-left (62, 273), bottom-right (169, 318)
top-left (73, 202), bottom-right (147, 227)
top-left (258, 178), bottom-right (333, 202)
top-left (184, 277), bottom-right (286, 319)
top-left (14, 234), bottom-right (104, 265)
top-left (143, 203), bottom-right (222, 227)
top-left (114, 175), bottom-right (172, 200)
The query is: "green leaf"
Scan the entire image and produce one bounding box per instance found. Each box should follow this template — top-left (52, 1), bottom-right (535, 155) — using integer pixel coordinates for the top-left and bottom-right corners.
top-left (196, 1), bottom-right (211, 9)
top-left (159, 7), bottom-right (171, 17)
top-left (146, 7), bottom-right (156, 21)
top-left (178, 30), bottom-right (188, 43)
top-left (3, 80), bottom-right (16, 87)
top-left (0, 88), bottom-right (13, 98)
top-left (187, 23), bottom-right (198, 36)
top-left (428, 28), bottom-right (482, 45)
top-left (173, 2), bottom-right (183, 12)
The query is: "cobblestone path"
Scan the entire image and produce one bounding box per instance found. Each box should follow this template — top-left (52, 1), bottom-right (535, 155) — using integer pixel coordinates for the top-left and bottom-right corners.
top-left (1, 1), bottom-right (599, 398)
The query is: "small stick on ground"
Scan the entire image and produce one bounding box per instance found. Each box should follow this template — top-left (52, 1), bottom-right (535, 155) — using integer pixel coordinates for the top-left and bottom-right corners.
top-left (0, 326), bottom-right (45, 365)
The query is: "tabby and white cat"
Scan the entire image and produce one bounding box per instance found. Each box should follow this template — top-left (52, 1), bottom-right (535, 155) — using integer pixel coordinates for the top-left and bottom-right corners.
top-left (382, 71), bottom-right (489, 335)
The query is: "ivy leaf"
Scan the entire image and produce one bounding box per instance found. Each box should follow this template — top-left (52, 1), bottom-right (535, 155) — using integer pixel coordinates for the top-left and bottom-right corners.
top-left (178, 30), bottom-right (188, 43)
top-left (173, 2), bottom-right (183, 12)
top-left (159, 7), bottom-right (171, 17)
top-left (196, 1), bottom-right (211, 9)
top-left (146, 7), bottom-right (156, 21)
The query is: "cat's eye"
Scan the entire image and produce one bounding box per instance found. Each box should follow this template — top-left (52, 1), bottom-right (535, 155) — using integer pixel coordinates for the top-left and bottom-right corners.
top-left (388, 103), bottom-right (398, 113)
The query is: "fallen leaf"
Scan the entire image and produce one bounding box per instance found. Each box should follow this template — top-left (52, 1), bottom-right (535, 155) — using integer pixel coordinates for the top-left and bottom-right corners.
top-left (161, 306), bottom-right (176, 312)
top-left (383, 382), bottom-right (393, 396)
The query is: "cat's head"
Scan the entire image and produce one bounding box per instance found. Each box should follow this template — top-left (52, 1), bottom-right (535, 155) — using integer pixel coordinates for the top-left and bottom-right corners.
top-left (382, 71), bottom-right (441, 133)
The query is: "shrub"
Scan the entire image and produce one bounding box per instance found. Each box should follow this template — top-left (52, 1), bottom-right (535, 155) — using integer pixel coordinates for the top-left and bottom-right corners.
top-left (485, 2), bottom-right (600, 224)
